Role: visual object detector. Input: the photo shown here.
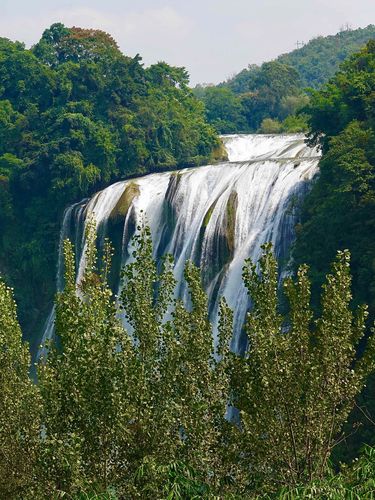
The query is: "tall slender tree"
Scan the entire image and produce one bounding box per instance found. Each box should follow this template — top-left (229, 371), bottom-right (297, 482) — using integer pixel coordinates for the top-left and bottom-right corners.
top-left (232, 245), bottom-right (375, 493)
top-left (39, 220), bottom-right (134, 495)
top-left (0, 279), bottom-right (41, 498)
top-left (119, 222), bottom-right (234, 496)
top-left (39, 221), bottom-right (233, 497)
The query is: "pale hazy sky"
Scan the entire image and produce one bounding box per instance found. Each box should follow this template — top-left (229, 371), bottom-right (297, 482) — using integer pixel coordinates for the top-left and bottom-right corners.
top-left (1, 0), bottom-right (374, 85)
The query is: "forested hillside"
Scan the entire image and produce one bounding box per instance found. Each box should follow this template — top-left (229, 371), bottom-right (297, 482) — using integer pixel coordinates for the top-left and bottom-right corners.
top-left (194, 25), bottom-right (375, 133)
top-left (294, 39), bottom-right (375, 327)
top-left (293, 39), bottom-right (375, 459)
top-left (0, 23), bottom-right (221, 345)
top-left (228, 24), bottom-right (375, 91)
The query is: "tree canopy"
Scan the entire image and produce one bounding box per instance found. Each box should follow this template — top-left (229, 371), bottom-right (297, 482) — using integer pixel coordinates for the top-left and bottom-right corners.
top-left (0, 24), bottom-right (221, 346)
top-left (293, 39), bottom-right (375, 461)
top-left (1, 226), bottom-right (375, 497)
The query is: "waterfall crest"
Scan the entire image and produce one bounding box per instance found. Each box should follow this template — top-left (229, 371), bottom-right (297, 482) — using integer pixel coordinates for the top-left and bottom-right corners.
top-left (40, 134), bottom-right (320, 356)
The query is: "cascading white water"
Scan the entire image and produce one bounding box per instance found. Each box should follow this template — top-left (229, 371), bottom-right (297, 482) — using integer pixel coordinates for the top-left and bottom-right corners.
top-left (39, 134), bottom-right (320, 357)
top-left (221, 133), bottom-right (317, 162)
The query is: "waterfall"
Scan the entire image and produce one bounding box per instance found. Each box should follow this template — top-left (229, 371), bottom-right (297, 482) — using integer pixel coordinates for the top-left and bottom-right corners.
top-left (39, 134), bottom-right (320, 357)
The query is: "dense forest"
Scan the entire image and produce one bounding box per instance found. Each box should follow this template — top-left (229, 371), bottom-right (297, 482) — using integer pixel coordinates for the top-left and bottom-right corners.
top-left (293, 38), bottom-right (375, 461)
top-left (194, 25), bottom-right (375, 133)
top-left (1, 223), bottom-right (375, 498)
top-left (0, 23), bottom-right (223, 347)
top-left (0, 19), bottom-right (375, 499)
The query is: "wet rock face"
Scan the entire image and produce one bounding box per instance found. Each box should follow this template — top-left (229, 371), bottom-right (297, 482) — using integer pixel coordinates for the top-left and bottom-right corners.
top-left (107, 183), bottom-right (140, 291)
top-left (109, 182), bottom-right (140, 224)
top-left (199, 191), bottom-right (238, 290)
top-left (224, 191), bottom-right (238, 257)
top-left (156, 174), bottom-right (181, 260)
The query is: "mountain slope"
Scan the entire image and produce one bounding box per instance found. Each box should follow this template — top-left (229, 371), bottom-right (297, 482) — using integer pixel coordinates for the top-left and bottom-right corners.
top-left (226, 24), bottom-right (375, 93)
top-left (194, 25), bottom-right (375, 133)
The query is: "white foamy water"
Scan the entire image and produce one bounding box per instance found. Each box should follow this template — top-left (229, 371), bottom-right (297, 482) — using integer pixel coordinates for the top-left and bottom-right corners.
top-left (39, 134), bottom-right (320, 357)
top-left (221, 134), bottom-right (319, 163)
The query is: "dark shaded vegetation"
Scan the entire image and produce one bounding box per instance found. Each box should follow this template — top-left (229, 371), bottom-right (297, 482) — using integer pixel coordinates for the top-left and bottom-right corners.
top-left (293, 39), bottom-right (375, 463)
top-left (0, 24), bottom-right (221, 346)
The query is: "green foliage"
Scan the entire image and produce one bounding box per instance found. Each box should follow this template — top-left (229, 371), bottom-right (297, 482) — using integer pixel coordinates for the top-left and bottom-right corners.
top-left (38, 221), bottom-right (133, 495)
top-left (278, 94), bottom-right (310, 121)
top-left (273, 445), bottom-right (375, 499)
top-left (238, 61), bottom-right (302, 130)
top-left (1, 225), bottom-right (375, 497)
top-left (226, 25), bottom-right (375, 92)
top-left (293, 39), bottom-right (375, 464)
top-left (258, 115), bottom-right (309, 134)
top-left (0, 24), bottom-right (220, 345)
top-left (34, 234), bottom-right (375, 497)
top-left (33, 24), bottom-right (120, 67)
top-left (231, 245), bottom-right (375, 494)
top-left (38, 221), bottom-right (233, 497)
top-left (294, 40), bottom-right (375, 319)
top-left (193, 86), bottom-right (247, 133)
top-left (277, 24), bottom-right (375, 89)
top-left (305, 40), bottom-right (375, 143)
top-left (0, 279), bottom-right (41, 498)
top-left (196, 61), bottom-right (304, 133)
top-left (280, 113), bottom-right (309, 133)
top-left (258, 118), bottom-right (282, 134)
